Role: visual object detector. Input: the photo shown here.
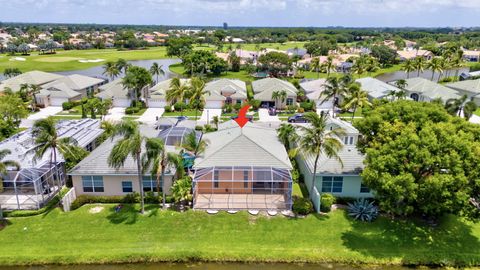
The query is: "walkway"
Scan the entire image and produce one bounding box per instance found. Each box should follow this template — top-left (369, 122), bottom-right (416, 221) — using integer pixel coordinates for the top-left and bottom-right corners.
top-left (199, 109), bottom-right (222, 124)
top-left (137, 108), bottom-right (165, 124)
top-left (470, 114), bottom-right (480, 124)
top-left (20, 106), bottom-right (63, 127)
top-left (258, 108), bottom-right (280, 122)
top-left (104, 107), bottom-right (125, 122)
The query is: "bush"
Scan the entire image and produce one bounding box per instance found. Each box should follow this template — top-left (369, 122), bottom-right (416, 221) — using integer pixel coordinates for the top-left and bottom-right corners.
top-left (300, 101), bottom-right (314, 111)
top-left (297, 107), bottom-right (305, 113)
top-left (286, 105), bottom-right (297, 114)
top-left (70, 193), bottom-right (174, 210)
top-left (195, 125), bottom-right (204, 131)
top-left (164, 106), bottom-right (172, 113)
top-left (320, 193), bottom-right (336, 212)
top-left (470, 63), bottom-right (480, 72)
top-left (223, 104), bottom-right (233, 113)
top-left (125, 107), bottom-right (140, 115)
top-left (247, 99), bottom-right (261, 110)
top-left (173, 102), bottom-right (187, 111)
top-left (439, 77), bottom-right (454, 83)
top-left (62, 101), bottom-right (74, 110)
top-left (233, 103), bottom-right (242, 111)
top-left (335, 196), bottom-right (357, 205)
top-left (347, 198), bottom-right (379, 222)
top-left (292, 196), bottom-right (313, 215)
top-left (130, 100), bottom-right (145, 108)
top-left (204, 124), bottom-right (216, 132)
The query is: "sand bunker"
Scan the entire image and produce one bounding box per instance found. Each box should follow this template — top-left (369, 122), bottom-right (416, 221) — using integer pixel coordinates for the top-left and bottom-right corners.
top-left (78, 59), bottom-right (105, 63)
top-left (9, 57), bottom-right (26, 61)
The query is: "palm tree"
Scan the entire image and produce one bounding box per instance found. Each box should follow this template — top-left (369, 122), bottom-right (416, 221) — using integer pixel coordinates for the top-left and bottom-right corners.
top-left (310, 57), bottom-right (321, 78)
top-left (323, 55), bottom-right (335, 78)
top-left (188, 77), bottom-right (208, 121)
top-left (107, 120), bottom-right (146, 214)
top-left (116, 58), bottom-right (130, 74)
top-left (149, 62), bottom-right (165, 84)
top-left (271, 90), bottom-right (287, 109)
top-left (393, 79), bottom-right (408, 100)
top-left (103, 61), bottom-right (120, 82)
top-left (212, 116), bottom-right (219, 130)
top-left (296, 112), bottom-right (345, 196)
top-left (342, 84), bottom-right (371, 122)
top-left (122, 66), bottom-right (153, 105)
top-left (0, 149), bottom-right (20, 189)
top-left (401, 59), bottom-right (415, 79)
top-left (322, 76), bottom-right (350, 118)
top-left (29, 117), bottom-right (78, 189)
top-left (413, 57), bottom-right (426, 77)
top-left (29, 84), bottom-right (41, 112)
top-left (142, 137), bottom-right (184, 209)
top-left (171, 176), bottom-right (192, 211)
top-left (427, 58), bottom-right (443, 81)
top-left (181, 131), bottom-right (207, 156)
top-left (166, 78), bottom-right (189, 116)
top-left (277, 123), bottom-right (298, 152)
top-left (445, 95), bottom-right (478, 120)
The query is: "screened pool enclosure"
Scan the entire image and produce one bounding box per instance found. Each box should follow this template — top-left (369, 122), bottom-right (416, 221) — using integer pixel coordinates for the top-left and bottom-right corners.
top-left (193, 166), bottom-right (293, 210)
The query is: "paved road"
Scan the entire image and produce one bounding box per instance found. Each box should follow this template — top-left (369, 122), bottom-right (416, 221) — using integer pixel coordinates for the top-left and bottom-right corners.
top-left (137, 108), bottom-right (165, 124)
top-left (258, 108), bottom-right (280, 122)
top-left (20, 106), bottom-right (63, 127)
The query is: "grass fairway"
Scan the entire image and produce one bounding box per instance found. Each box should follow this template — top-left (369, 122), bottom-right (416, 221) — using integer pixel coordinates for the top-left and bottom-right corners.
top-left (0, 47), bottom-right (170, 73)
top-left (0, 204), bottom-right (479, 266)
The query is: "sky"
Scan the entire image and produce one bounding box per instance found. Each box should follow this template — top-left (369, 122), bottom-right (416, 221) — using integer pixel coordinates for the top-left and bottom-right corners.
top-left (0, 0), bottom-right (479, 27)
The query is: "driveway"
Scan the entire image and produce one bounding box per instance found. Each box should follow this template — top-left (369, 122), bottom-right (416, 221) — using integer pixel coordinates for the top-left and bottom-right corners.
top-left (137, 108), bottom-right (165, 124)
top-left (258, 108), bottom-right (280, 122)
top-left (199, 109), bottom-right (222, 124)
top-left (470, 114), bottom-right (480, 124)
top-left (20, 106), bottom-right (63, 127)
top-left (104, 107), bottom-right (125, 122)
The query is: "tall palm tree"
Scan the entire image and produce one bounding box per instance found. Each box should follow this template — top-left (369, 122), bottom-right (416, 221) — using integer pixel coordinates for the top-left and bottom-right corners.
top-left (393, 79), bottom-right (408, 100)
top-left (116, 58), bottom-right (130, 74)
top-left (0, 149), bottom-right (20, 188)
top-left (29, 84), bottom-right (41, 112)
top-left (181, 131), bottom-right (207, 156)
top-left (122, 66), bottom-right (153, 105)
top-left (142, 137), bottom-right (183, 209)
top-left (342, 84), bottom-right (371, 122)
top-left (322, 76), bottom-right (350, 118)
top-left (277, 123), bottom-right (298, 152)
top-left (108, 120), bottom-right (147, 214)
top-left (149, 62), bottom-right (165, 84)
top-left (323, 55), bottom-right (335, 78)
top-left (166, 78), bottom-right (189, 116)
top-left (401, 59), bottom-right (415, 79)
top-left (310, 57), bottom-right (321, 78)
top-left (29, 117), bottom-right (78, 189)
top-left (427, 58), bottom-right (443, 81)
top-left (271, 90), bottom-right (287, 109)
top-left (445, 95), bottom-right (478, 120)
top-left (413, 57), bottom-right (426, 77)
top-left (296, 112), bottom-right (345, 196)
top-left (188, 77), bottom-right (208, 121)
top-left (103, 61), bottom-right (120, 82)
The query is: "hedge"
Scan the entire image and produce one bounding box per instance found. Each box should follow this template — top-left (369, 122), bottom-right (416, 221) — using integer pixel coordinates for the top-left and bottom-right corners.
top-left (70, 192), bottom-right (174, 211)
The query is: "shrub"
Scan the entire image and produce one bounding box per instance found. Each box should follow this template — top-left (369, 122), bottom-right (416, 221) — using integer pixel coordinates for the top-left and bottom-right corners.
top-left (347, 198), bottom-right (379, 222)
top-left (145, 191), bottom-right (161, 204)
top-left (71, 195), bottom-right (133, 210)
top-left (195, 125), bottom-right (204, 131)
top-left (335, 196), bottom-right (357, 205)
top-left (292, 196), bottom-right (313, 215)
top-left (233, 103), bottom-right (242, 111)
top-left (247, 99), bottom-right (261, 110)
top-left (320, 193), bottom-right (336, 212)
top-left (204, 124), bottom-right (216, 132)
top-left (130, 100), bottom-right (145, 108)
top-left (300, 101), bottom-right (314, 111)
top-left (439, 77), bottom-right (454, 83)
top-left (223, 104), bottom-right (233, 113)
top-left (164, 106), bottom-right (172, 113)
top-left (173, 102), bottom-right (187, 111)
top-left (62, 101), bottom-right (74, 110)
top-left (470, 63), bottom-right (480, 72)
top-left (286, 105), bottom-right (297, 114)
top-left (125, 107), bottom-right (140, 115)
top-left (297, 107), bottom-right (305, 113)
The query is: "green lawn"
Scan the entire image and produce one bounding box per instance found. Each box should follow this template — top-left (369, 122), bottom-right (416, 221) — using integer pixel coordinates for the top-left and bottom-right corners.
top-left (50, 115), bottom-right (83, 120)
top-left (169, 63), bottom-right (254, 82)
top-left (163, 109), bottom-right (201, 117)
top-left (0, 205), bottom-right (479, 266)
top-left (474, 108), bottom-right (480, 116)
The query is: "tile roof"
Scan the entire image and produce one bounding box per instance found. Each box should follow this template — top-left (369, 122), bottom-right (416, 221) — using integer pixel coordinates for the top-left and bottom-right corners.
top-left (204, 79), bottom-right (247, 101)
top-left (404, 77), bottom-right (461, 101)
top-left (252, 78), bottom-right (297, 101)
top-left (446, 79), bottom-right (480, 95)
top-left (356, 77), bottom-right (400, 99)
top-left (0, 71), bottom-right (64, 92)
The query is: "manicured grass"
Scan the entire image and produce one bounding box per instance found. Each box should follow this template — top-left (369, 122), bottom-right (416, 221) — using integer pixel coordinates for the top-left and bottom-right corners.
top-left (224, 42), bottom-right (308, 52)
top-left (50, 115), bottom-right (83, 120)
top-left (58, 105), bottom-right (84, 115)
top-left (474, 108), bottom-right (480, 116)
top-left (0, 47), bottom-right (170, 73)
top-left (338, 108), bottom-right (365, 118)
top-left (0, 205), bottom-right (479, 266)
top-left (163, 109), bottom-right (201, 117)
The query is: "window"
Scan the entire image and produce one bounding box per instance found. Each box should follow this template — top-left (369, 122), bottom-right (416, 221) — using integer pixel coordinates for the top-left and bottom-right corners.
top-left (214, 170), bottom-right (219, 188)
top-left (236, 99), bottom-right (242, 105)
top-left (360, 183), bottom-right (370, 193)
top-left (82, 176), bottom-right (104, 192)
top-left (343, 136), bottom-right (354, 145)
top-left (286, 98), bottom-right (293, 106)
top-left (142, 176), bottom-right (162, 192)
top-left (243, 170), bottom-right (249, 189)
top-left (321, 176), bottom-right (343, 193)
top-left (122, 181), bottom-right (133, 193)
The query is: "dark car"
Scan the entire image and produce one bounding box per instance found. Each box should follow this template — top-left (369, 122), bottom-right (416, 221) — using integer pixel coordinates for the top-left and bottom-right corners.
top-left (177, 116), bottom-right (188, 122)
top-left (231, 115), bottom-right (254, 122)
top-left (288, 113), bottom-right (308, 123)
top-left (268, 107), bottom-right (277, 116)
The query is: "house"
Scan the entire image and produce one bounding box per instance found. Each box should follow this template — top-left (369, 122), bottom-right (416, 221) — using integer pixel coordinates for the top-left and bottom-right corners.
top-left (446, 79), bottom-right (480, 105)
top-left (462, 50), bottom-right (480, 62)
top-left (0, 119), bottom-right (104, 210)
top-left (37, 75), bottom-right (105, 106)
top-left (397, 49), bottom-right (434, 61)
top-left (192, 121), bottom-right (293, 210)
top-left (69, 125), bottom-right (182, 197)
top-left (295, 117), bottom-right (373, 212)
top-left (203, 79), bottom-right (247, 109)
top-left (356, 77), bottom-right (401, 100)
top-left (300, 79), bottom-right (333, 113)
top-left (148, 78), bottom-right (191, 108)
top-left (252, 78), bottom-right (297, 109)
top-left (96, 79), bottom-right (131, 107)
top-left (287, 48), bottom-right (308, 58)
top-left (402, 77), bottom-right (461, 102)
top-left (0, 70), bottom-right (64, 93)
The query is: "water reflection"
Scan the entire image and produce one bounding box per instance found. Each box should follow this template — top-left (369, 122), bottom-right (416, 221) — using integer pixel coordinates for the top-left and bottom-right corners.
top-left (376, 67), bottom-right (469, 82)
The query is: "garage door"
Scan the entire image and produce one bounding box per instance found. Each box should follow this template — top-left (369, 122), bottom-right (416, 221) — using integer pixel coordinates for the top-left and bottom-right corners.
top-left (113, 98), bottom-right (131, 107)
top-left (206, 101), bottom-right (223, 109)
top-left (149, 99), bottom-right (166, 108)
top-left (50, 98), bottom-right (68, 106)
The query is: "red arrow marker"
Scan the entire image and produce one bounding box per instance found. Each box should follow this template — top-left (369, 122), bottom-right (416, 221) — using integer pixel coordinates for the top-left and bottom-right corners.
top-left (234, 105), bottom-right (251, 128)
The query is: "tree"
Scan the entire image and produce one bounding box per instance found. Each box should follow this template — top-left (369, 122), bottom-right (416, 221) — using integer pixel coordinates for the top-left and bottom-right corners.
top-left (181, 131), bottom-right (207, 156)
top-left (142, 137), bottom-right (184, 209)
top-left (149, 62), bottom-right (165, 84)
top-left (355, 101), bottom-right (480, 219)
top-left (0, 149), bottom-right (20, 195)
top-left (166, 37), bottom-right (193, 57)
top-left (342, 83), bottom-right (371, 121)
top-left (116, 58), bottom-right (130, 74)
top-left (3, 68), bottom-right (22, 78)
top-left (19, 84), bottom-right (41, 112)
top-left (322, 75), bottom-right (352, 117)
top-left (227, 51), bottom-right (241, 72)
top-left (0, 92), bottom-right (29, 128)
top-left (166, 77), bottom-right (189, 115)
top-left (310, 57), bottom-right (321, 78)
top-left (296, 112), bottom-right (345, 196)
top-left (413, 57), bottom-right (426, 77)
top-left (171, 176), bottom-right (192, 211)
top-left (401, 59), bottom-right (415, 79)
top-left (188, 77), bottom-right (207, 120)
top-left (122, 66), bottom-right (153, 104)
top-left (304, 40), bottom-right (336, 56)
top-left (277, 123), bottom-right (298, 152)
top-left (30, 117), bottom-right (79, 189)
top-left (445, 95), bottom-right (478, 120)
top-left (212, 115), bottom-right (219, 130)
top-left (6, 43), bottom-right (17, 55)
top-left (17, 43), bottom-right (30, 55)
top-left (257, 52), bottom-right (291, 77)
top-left (107, 120), bottom-right (147, 214)
top-left (181, 50), bottom-right (228, 76)
top-left (427, 57), bottom-right (443, 81)
top-left (322, 56), bottom-right (335, 78)
top-left (102, 61), bottom-right (120, 81)
top-left (271, 90), bottom-right (287, 108)
top-left (370, 45), bottom-right (397, 66)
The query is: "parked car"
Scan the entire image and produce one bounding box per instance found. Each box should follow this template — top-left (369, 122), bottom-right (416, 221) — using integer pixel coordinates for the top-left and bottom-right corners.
top-left (231, 115), bottom-right (254, 122)
top-left (268, 107), bottom-right (277, 116)
top-left (288, 113), bottom-right (308, 123)
top-left (177, 116), bottom-right (188, 121)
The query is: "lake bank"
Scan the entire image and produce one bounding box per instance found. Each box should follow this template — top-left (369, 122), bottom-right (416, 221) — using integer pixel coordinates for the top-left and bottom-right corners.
top-left (0, 204), bottom-right (478, 267)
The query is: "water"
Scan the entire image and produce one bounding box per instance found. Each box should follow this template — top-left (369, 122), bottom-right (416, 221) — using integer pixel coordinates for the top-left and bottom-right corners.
top-left (0, 262), bottom-right (417, 270)
top-left (376, 67), bottom-right (469, 82)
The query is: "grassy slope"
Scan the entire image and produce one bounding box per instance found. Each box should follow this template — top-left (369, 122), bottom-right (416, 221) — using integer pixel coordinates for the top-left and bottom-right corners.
top-left (0, 47), bottom-right (170, 73)
top-left (0, 205), bottom-right (479, 266)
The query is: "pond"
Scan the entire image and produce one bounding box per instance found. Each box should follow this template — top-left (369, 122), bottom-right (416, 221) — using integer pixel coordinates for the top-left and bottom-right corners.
top-left (376, 67), bottom-right (469, 82)
top-left (0, 262), bottom-right (420, 270)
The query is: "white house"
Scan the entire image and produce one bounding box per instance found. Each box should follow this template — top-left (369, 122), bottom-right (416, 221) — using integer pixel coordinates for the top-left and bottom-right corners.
top-left (203, 79), bottom-right (247, 109)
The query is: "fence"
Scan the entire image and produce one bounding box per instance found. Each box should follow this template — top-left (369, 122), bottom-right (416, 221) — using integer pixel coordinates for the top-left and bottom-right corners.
top-left (61, 187), bottom-right (77, 212)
